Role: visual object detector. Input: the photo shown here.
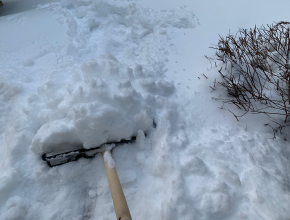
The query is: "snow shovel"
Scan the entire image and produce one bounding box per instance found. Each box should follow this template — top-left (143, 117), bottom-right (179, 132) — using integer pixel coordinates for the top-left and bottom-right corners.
top-left (42, 137), bottom-right (136, 220)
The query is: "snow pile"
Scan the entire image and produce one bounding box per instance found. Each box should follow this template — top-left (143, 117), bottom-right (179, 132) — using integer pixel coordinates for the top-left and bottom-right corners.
top-left (30, 55), bottom-right (153, 154)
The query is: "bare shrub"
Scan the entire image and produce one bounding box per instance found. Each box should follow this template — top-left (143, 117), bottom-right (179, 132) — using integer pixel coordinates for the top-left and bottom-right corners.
top-left (209, 21), bottom-right (290, 137)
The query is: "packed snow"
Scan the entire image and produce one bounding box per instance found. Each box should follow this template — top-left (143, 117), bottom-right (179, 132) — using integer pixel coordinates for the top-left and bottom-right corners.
top-left (1, 0), bottom-right (290, 220)
top-left (103, 151), bottom-right (115, 169)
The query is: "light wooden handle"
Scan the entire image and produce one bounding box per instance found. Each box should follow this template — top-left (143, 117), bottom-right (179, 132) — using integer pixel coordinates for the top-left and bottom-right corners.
top-left (102, 152), bottom-right (132, 220)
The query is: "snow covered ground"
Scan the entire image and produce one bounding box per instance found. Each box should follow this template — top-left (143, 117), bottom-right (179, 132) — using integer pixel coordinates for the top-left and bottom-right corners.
top-left (1, 0), bottom-right (290, 219)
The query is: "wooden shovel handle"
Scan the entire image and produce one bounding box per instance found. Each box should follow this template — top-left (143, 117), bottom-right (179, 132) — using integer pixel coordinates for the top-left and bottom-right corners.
top-left (102, 152), bottom-right (132, 220)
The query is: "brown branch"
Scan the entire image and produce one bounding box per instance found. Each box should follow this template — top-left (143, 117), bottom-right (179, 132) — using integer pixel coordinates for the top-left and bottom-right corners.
top-left (207, 22), bottom-right (290, 139)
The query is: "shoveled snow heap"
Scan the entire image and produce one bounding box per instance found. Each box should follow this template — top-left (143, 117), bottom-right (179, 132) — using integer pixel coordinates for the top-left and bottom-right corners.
top-left (30, 55), bottom-right (154, 154)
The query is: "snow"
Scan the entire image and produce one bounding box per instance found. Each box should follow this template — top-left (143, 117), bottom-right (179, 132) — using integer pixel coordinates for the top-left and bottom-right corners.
top-left (103, 151), bottom-right (115, 168)
top-left (1, 0), bottom-right (290, 219)
top-left (30, 55), bottom-right (154, 154)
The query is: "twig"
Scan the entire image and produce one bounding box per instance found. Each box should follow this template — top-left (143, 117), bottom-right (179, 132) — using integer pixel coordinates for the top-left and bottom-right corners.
top-left (202, 73), bottom-right (208, 79)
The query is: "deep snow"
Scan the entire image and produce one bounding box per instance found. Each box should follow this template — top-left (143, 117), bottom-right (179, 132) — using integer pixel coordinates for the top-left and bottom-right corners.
top-left (1, 0), bottom-right (290, 220)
